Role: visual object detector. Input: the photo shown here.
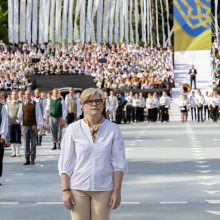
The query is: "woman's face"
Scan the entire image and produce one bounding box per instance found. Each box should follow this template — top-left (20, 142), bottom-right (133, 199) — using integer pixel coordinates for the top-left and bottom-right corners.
top-left (82, 94), bottom-right (104, 117)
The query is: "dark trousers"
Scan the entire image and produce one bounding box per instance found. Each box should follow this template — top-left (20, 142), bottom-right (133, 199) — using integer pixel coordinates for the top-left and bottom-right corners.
top-left (152, 108), bottom-right (158, 122)
top-left (0, 147), bottom-right (4, 177)
top-left (67, 113), bottom-right (75, 125)
top-left (191, 107), bottom-right (197, 121)
top-left (190, 75), bottom-right (196, 89)
top-left (139, 108), bottom-right (144, 122)
top-left (203, 105), bottom-right (210, 120)
top-left (126, 105), bottom-right (132, 123)
top-left (9, 124), bottom-right (21, 144)
top-left (22, 126), bottom-right (37, 157)
top-left (197, 106), bottom-right (203, 122)
top-left (160, 106), bottom-right (169, 122)
top-left (212, 106), bottom-right (219, 122)
top-left (148, 108), bottom-right (153, 122)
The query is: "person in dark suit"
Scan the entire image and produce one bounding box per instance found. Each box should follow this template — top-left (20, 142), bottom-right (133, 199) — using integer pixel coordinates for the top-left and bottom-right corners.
top-left (189, 65), bottom-right (197, 89)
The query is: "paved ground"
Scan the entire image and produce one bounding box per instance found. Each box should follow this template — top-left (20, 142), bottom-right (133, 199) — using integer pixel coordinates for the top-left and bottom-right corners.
top-left (1, 121), bottom-right (220, 220)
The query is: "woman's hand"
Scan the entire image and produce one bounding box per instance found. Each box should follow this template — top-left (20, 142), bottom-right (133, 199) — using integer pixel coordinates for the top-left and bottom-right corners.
top-left (109, 190), bottom-right (121, 209)
top-left (62, 191), bottom-right (76, 210)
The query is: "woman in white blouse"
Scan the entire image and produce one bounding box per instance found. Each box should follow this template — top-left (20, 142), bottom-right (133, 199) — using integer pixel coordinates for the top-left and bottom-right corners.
top-left (179, 94), bottom-right (189, 122)
top-left (58, 88), bottom-right (127, 220)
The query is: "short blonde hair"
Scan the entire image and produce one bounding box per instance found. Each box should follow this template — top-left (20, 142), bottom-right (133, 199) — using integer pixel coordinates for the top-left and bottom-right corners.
top-left (80, 88), bottom-right (104, 104)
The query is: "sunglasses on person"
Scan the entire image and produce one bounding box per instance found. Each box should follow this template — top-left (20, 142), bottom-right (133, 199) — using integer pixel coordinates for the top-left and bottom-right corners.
top-left (84, 99), bottom-right (103, 106)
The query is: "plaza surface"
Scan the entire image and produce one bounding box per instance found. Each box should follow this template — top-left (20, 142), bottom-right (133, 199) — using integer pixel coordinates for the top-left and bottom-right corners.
top-left (1, 121), bottom-right (220, 220)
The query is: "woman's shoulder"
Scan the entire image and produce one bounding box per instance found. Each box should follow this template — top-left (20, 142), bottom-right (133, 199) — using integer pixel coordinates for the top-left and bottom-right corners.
top-left (103, 119), bottom-right (120, 131)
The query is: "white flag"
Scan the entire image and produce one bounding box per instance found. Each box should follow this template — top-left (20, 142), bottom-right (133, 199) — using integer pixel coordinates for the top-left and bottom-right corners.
top-left (8, 0), bottom-right (14, 43)
top-left (68, 0), bottom-right (74, 44)
top-left (32, 0), bottom-right (38, 43)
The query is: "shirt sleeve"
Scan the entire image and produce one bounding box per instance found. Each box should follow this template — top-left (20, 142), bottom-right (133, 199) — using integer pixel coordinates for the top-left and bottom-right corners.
top-left (58, 125), bottom-right (75, 177)
top-left (0, 105), bottom-right (8, 139)
top-left (62, 99), bottom-right (67, 119)
top-left (111, 125), bottom-right (128, 172)
top-left (36, 103), bottom-right (43, 129)
top-left (76, 98), bottom-right (82, 118)
top-left (16, 104), bottom-right (23, 124)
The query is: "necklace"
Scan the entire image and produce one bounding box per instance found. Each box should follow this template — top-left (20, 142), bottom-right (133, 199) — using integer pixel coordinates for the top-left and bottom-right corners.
top-left (84, 115), bottom-right (104, 142)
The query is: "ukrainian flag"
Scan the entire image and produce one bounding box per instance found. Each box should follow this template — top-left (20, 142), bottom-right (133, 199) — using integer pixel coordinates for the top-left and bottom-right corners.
top-left (174, 0), bottom-right (211, 51)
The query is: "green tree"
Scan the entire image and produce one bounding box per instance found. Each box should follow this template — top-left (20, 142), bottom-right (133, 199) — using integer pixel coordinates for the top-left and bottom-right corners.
top-left (0, 0), bottom-right (8, 43)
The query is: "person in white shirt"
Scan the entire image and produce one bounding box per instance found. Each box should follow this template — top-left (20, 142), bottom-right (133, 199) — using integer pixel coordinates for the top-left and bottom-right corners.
top-left (146, 93), bottom-right (154, 122)
top-left (203, 91), bottom-right (210, 121)
top-left (132, 93), bottom-right (141, 122)
top-left (195, 90), bottom-right (205, 122)
top-left (58, 88), bottom-right (127, 220)
top-left (159, 91), bottom-right (171, 122)
top-left (0, 92), bottom-right (9, 186)
top-left (108, 90), bottom-right (118, 122)
top-left (152, 92), bottom-right (160, 122)
top-left (64, 88), bottom-right (81, 125)
top-left (179, 94), bottom-right (189, 122)
top-left (210, 90), bottom-right (220, 122)
top-left (17, 90), bottom-right (43, 165)
top-left (125, 91), bottom-right (134, 123)
top-left (138, 92), bottom-right (146, 122)
top-left (189, 91), bottom-right (197, 121)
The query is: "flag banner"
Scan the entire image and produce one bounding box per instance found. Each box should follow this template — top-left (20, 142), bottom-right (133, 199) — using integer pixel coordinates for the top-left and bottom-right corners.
top-left (174, 0), bottom-right (211, 51)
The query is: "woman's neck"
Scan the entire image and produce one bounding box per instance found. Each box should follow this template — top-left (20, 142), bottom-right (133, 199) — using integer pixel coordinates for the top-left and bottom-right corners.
top-left (85, 114), bottom-right (102, 126)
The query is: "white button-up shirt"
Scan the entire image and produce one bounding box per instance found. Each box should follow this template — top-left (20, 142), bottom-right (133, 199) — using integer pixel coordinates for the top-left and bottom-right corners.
top-left (58, 119), bottom-right (128, 191)
top-left (0, 104), bottom-right (8, 139)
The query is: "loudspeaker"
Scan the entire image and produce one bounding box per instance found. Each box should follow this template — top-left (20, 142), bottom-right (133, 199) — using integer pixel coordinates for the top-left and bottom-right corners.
top-left (98, 58), bottom-right (107, 63)
top-left (31, 58), bottom-right (41, 64)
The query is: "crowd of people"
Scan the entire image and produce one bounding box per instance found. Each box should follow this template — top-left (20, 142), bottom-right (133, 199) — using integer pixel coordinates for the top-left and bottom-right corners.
top-left (0, 41), bottom-right (174, 92)
top-left (178, 89), bottom-right (220, 123)
top-left (211, 39), bottom-right (220, 86)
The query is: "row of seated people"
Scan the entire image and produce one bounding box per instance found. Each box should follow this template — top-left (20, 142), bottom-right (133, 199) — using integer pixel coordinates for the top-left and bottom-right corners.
top-left (0, 41), bottom-right (174, 91)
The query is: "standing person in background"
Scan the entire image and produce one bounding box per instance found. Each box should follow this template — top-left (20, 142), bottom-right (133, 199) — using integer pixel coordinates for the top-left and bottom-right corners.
top-left (203, 91), bottom-right (210, 121)
top-left (132, 93), bottom-right (141, 122)
top-left (152, 92), bottom-right (159, 122)
top-left (189, 65), bottom-right (197, 89)
top-left (65, 88), bottom-right (81, 125)
top-left (7, 90), bottom-right (21, 157)
top-left (0, 92), bottom-right (8, 186)
top-left (17, 90), bottom-right (43, 165)
top-left (210, 91), bottom-right (220, 122)
top-left (159, 91), bottom-right (171, 122)
top-left (108, 90), bottom-right (118, 122)
top-left (58, 88), bottom-right (127, 220)
top-left (195, 90), bottom-right (205, 122)
top-left (125, 92), bottom-right (133, 123)
top-left (179, 94), bottom-right (189, 122)
top-left (189, 91), bottom-right (197, 121)
top-left (146, 93), bottom-right (154, 123)
top-left (138, 92), bottom-right (146, 122)
top-left (46, 88), bottom-right (67, 150)
top-left (33, 88), bottom-right (44, 146)
top-left (103, 91), bottom-right (110, 120)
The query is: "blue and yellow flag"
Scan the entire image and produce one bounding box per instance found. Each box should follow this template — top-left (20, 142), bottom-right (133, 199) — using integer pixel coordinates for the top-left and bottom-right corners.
top-left (174, 0), bottom-right (211, 51)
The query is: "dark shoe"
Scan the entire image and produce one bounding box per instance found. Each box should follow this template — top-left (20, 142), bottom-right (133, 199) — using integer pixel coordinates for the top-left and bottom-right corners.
top-left (23, 160), bottom-right (30, 165)
top-left (57, 143), bottom-right (61, 150)
top-left (30, 155), bottom-right (35, 165)
top-left (51, 143), bottom-right (57, 150)
top-left (23, 156), bottom-right (30, 165)
top-left (39, 136), bottom-right (42, 146)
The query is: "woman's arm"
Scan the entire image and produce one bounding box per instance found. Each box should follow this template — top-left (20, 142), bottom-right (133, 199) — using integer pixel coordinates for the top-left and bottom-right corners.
top-left (110, 171), bottom-right (124, 209)
top-left (61, 173), bottom-right (75, 210)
